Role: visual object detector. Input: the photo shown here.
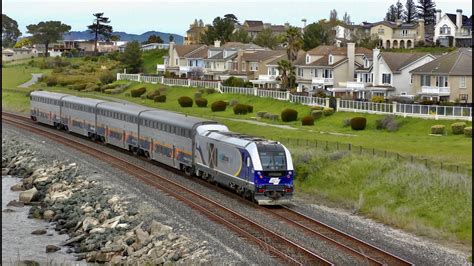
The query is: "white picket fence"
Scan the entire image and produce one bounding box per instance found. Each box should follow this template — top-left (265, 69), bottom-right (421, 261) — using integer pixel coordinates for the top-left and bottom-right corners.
top-left (117, 73), bottom-right (472, 121)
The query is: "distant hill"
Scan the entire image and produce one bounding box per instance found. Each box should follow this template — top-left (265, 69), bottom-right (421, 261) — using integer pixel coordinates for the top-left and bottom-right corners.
top-left (62, 30), bottom-right (183, 44)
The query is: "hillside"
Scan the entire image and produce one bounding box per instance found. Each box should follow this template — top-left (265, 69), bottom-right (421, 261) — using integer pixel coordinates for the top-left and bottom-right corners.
top-left (62, 30), bottom-right (183, 44)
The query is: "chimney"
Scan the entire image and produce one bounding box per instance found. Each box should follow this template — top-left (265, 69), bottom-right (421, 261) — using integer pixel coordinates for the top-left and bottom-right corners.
top-left (237, 49), bottom-right (244, 72)
top-left (395, 19), bottom-right (402, 26)
top-left (372, 48), bottom-right (380, 86)
top-left (435, 9), bottom-right (442, 24)
top-left (347, 43), bottom-right (355, 82)
top-left (417, 19), bottom-right (425, 42)
top-left (214, 40), bottom-right (221, 48)
top-left (456, 9), bottom-right (463, 29)
top-left (169, 41), bottom-right (175, 66)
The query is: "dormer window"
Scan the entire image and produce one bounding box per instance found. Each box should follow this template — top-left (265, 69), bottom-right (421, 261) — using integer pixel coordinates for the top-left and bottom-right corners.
top-left (364, 58), bottom-right (369, 68)
top-left (306, 54), bottom-right (310, 64)
top-left (440, 25), bottom-right (451, 35)
top-left (328, 54), bottom-right (334, 65)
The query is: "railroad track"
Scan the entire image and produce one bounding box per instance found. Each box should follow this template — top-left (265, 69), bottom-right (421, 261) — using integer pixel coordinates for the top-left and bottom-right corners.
top-left (2, 112), bottom-right (331, 266)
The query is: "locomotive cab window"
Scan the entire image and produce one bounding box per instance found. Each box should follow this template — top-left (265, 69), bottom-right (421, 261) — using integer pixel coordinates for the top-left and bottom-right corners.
top-left (258, 146), bottom-right (287, 171)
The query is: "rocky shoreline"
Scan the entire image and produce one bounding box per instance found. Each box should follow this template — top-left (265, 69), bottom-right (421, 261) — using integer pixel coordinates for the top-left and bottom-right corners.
top-left (2, 138), bottom-right (211, 264)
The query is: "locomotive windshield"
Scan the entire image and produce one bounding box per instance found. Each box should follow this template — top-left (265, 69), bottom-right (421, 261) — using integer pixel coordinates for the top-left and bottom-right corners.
top-left (258, 147), bottom-right (287, 171)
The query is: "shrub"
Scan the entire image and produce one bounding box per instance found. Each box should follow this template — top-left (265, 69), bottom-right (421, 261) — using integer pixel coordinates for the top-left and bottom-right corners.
top-left (195, 98), bottom-right (208, 107)
top-left (194, 92), bottom-right (202, 99)
top-left (342, 118), bottom-right (351, 127)
top-left (431, 125), bottom-right (445, 135)
top-left (389, 96), bottom-right (414, 104)
top-left (211, 101), bottom-right (227, 112)
top-left (375, 115), bottom-right (400, 132)
top-left (263, 113), bottom-right (279, 121)
top-left (99, 71), bottom-right (116, 85)
top-left (46, 76), bottom-right (58, 86)
top-left (301, 116), bottom-right (314, 126)
top-left (281, 109), bottom-right (298, 122)
top-left (311, 110), bottom-right (323, 120)
top-left (311, 106), bottom-right (324, 111)
top-left (233, 104), bottom-right (249, 115)
top-left (451, 122), bottom-right (466, 135)
top-left (206, 88), bottom-right (216, 94)
top-left (140, 95), bottom-right (147, 99)
top-left (131, 87), bottom-right (146, 97)
top-left (371, 96), bottom-right (385, 103)
top-left (351, 117), bottom-right (367, 130)
top-left (178, 96), bottom-right (193, 107)
top-left (154, 95), bottom-right (166, 102)
top-left (146, 90), bottom-right (160, 99)
top-left (323, 107), bottom-right (334, 116)
top-left (246, 104), bottom-right (253, 113)
top-left (464, 127), bottom-right (472, 138)
top-left (67, 83), bottom-right (87, 91)
top-left (229, 99), bottom-right (239, 107)
top-left (256, 111), bottom-right (267, 118)
top-left (85, 83), bottom-right (100, 92)
top-left (222, 76), bottom-right (249, 87)
top-left (104, 89), bottom-right (113, 94)
top-left (159, 86), bottom-right (167, 93)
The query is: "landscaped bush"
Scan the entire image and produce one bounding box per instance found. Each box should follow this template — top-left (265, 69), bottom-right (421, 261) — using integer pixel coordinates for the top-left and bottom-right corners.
top-left (84, 83), bottom-right (100, 92)
top-left (146, 90), bottom-right (160, 99)
top-left (281, 108), bottom-right (298, 122)
top-left (195, 98), bottom-right (208, 107)
top-left (322, 107), bottom-right (334, 116)
top-left (234, 104), bottom-right (249, 115)
top-left (351, 117), bottom-right (367, 130)
top-left (388, 96), bottom-right (414, 104)
top-left (222, 76), bottom-right (252, 87)
top-left (464, 127), bottom-right (472, 138)
top-left (263, 113), bottom-right (279, 121)
top-left (206, 88), bottom-right (216, 94)
top-left (301, 116), bottom-right (315, 126)
top-left (375, 115), bottom-right (400, 132)
top-left (154, 95), bottom-right (166, 102)
top-left (67, 83), bottom-right (87, 91)
top-left (178, 96), bottom-right (193, 107)
top-left (431, 125), bottom-right (445, 135)
top-left (99, 71), bottom-right (116, 85)
top-left (211, 101), bottom-right (227, 112)
top-left (256, 111), bottom-right (267, 118)
top-left (311, 110), bottom-right (323, 120)
top-left (194, 92), bottom-right (202, 99)
top-left (342, 118), bottom-right (351, 127)
top-left (451, 122), bottom-right (466, 135)
top-left (131, 87), bottom-right (146, 97)
top-left (371, 96), bottom-right (385, 103)
top-left (246, 104), bottom-right (253, 113)
top-left (46, 76), bottom-right (58, 86)
top-left (229, 99), bottom-right (239, 107)
top-left (100, 83), bottom-right (118, 91)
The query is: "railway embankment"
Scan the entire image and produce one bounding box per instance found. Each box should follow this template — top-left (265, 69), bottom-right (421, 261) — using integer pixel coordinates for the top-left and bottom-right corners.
top-left (2, 137), bottom-right (211, 264)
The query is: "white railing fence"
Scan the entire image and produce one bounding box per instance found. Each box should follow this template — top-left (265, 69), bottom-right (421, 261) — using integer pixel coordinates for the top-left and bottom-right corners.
top-left (116, 73), bottom-right (472, 121)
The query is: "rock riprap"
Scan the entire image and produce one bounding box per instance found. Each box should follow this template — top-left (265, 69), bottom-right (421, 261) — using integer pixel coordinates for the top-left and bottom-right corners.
top-left (2, 138), bottom-right (211, 264)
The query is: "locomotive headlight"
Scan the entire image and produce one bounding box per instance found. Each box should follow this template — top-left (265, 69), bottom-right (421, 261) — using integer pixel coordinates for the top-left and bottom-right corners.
top-left (287, 171), bottom-right (292, 178)
top-left (257, 171), bottom-right (263, 179)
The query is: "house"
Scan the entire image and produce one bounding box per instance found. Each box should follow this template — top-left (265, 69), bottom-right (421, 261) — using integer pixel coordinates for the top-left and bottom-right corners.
top-left (369, 50), bottom-right (436, 98)
top-left (410, 48), bottom-right (472, 103)
top-left (368, 19), bottom-right (425, 49)
top-left (184, 20), bottom-right (207, 45)
top-left (161, 42), bottom-right (208, 77)
top-left (294, 44), bottom-right (372, 94)
top-left (239, 20), bottom-right (290, 40)
top-left (141, 43), bottom-right (169, 51)
top-left (2, 48), bottom-right (39, 62)
top-left (433, 9), bottom-right (472, 47)
top-left (333, 24), bottom-right (353, 47)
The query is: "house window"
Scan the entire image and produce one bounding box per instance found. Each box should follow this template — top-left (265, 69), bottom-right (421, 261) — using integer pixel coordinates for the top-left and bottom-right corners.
top-left (328, 55), bottom-right (334, 64)
top-left (402, 29), bottom-right (408, 36)
top-left (436, 76), bottom-right (448, 87)
top-left (323, 69), bottom-right (332, 78)
top-left (460, 76), bottom-right (466, 88)
top-left (250, 63), bottom-right (258, 71)
top-left (378, 28), bottom-right (384, 35)
top-left (175, 59), bottom-right (178, 65)
top-left (382, 73), bottom-right (391, 84)
top-left (459, 94), bottom-right (468, 101)
top-left (297, 68), bottom-right (303, 77)
top-left (440, 25), bottom-right (451, 35)
top-left (306, 55), bottom-right (310, 64)
top-left (364, 58), bottom-right (369, 68)
top-left (410, 75), bottom-right (413, 84)
top-left (420, 75), bottom-right (431, 86)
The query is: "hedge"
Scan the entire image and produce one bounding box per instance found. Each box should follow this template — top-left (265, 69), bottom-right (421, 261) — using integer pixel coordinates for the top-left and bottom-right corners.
top-left (211, 101), bottom-right (227, 112)
top-left (351, 117), bottom-right (367, 130)
top-left (464, 127), bottom-right (472, 138)
top-left (263, 113), bottom-right (279, 121)
top-left (301, 116), bottom-right (314, 126)
top-left (178, 96), bottom-right (193, 107)
top-left (195, 98), bottom-right (208, 107)
top-left (146, 90), bottom-right (160, 99)
top-left (256, 111), bottom-right (267, 118)
top-left (67, 84), bottom-right (87, 91)
top-left (233, 104), bottom-right (253, 115)
top-left (451, 122), bottom-right (466, 135)
top-left (281, 108), bottom-right (298, 122)
top-left (154, 95), bottom-right (166, 102)
top-left (311, 110), bottom-right (323, 120)
top-left (131, 87), bottom-right (146, 97)
top-left (323, 107), bottom-right (334, 116)
top-left (431, 125), bottom-right (445, 135)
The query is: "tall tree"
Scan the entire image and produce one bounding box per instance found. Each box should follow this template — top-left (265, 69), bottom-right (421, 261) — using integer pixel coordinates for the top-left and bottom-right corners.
top-left (385, 4), bottom-right (397, 21)
top-left (395, 0), bottom-right (405, 19)
top-left (168, 34), bottom-right (174, 42)
top-left (223, 14), bottom-right (238, 25)
top-left (416, 0), bottom-right (436, 25)
top-left (254, 28), bottom-right (278, 49)
top-left (200, 15), bottom-right (236, 45)
top-left (229, 28), bottom-right (251, 43)
top-left (350, 31), bottom-right (380, 49)
top-left (404, 0), bottom-right (418, 23)
top-left (144, 34), bottom-right (163, 44)
top-left (329, 9), bottom-right (338, 22)
top-left (14, 38), bottom-right (32, 48)
top-left (87, 13), bottom-right (113, 55)
top-left (302, 22), bottom-right (329, 50)
top-left (26, 21), bottom-right (71, 57)
top-left (285, 26), bottom-right (303, 63)
top-left (2, 14), bottom-right (21, 47)
top-left (277, 60), bottom-right (295, 89)
top-left (342, 12), bottom-right (352, 25)
top-left (120, 40), bottom-right (143, 73)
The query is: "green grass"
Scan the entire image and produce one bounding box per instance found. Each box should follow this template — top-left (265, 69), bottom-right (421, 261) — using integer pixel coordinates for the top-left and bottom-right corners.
top-left (2, 64), bottom-right (51, 88)
top-left (142, 49), bottom-right (167, 74)
top-left (384, 46), bottom-right (457, 54)
top-left (292, 148), bottom-right (472, 245)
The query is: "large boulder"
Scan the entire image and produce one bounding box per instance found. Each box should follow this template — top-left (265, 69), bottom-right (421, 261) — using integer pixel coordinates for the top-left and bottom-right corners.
top-left (7, 200), bottom-right (24, 207)
top-left (45, 245), bottom-right (60, 253)
top-left (19, 187), bottom-right (38, 203)
top-left (10, 183), bottom-right (25, 191)
top-left (31, 229), bottom-right (47, 235)
top-left (150, 220), bottom-right (173, 237)
top-left (135, 228), bottom-right (150, 247)
top-left (43, 210), bottom-right (55, 220)
top-left (82, 217), bottom-right (99, 232)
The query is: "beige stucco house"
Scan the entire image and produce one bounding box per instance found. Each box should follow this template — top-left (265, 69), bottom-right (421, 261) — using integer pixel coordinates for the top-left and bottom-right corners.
top-left (369, 19), bottom-right (425, 49)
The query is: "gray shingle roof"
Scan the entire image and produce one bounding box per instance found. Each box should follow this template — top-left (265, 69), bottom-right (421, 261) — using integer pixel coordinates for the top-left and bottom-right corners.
top-left (410, 48), bottom-right (472, 76)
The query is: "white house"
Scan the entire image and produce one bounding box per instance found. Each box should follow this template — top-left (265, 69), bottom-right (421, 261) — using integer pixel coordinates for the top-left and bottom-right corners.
top-left (371, 49), bottom-right (436, 97)
top-left (433, 9), bottom-right (472, 47)
top-left (141, 43), bottom-right (170, 51)
top-left (2, 48), bottom-right (39, 62)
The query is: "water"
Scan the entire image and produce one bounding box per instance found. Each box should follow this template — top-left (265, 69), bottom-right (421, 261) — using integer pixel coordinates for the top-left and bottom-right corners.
top-left (2, 176), bottom-right (85, 265)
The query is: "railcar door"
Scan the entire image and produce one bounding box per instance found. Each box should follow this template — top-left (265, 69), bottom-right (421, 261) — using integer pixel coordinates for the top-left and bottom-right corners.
top-left (172, 145), bottom-right (176, 168)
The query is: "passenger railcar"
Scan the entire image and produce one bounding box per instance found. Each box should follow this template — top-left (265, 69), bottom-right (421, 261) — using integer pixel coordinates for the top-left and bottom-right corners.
top-left (29, 91), bottom-right (294, 205)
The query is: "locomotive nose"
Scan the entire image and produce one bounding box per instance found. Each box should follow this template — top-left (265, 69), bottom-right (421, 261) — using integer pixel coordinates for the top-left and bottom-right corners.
top-left (265, 190), bottom-right (283, 200)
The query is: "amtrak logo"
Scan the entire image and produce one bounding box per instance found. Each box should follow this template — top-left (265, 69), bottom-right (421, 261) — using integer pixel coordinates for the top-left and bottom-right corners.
top-left (269, 178), bottom-right (280, 184)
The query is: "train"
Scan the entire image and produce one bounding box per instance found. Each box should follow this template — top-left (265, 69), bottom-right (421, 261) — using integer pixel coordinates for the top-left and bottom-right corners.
top-left (30, 91), bottom-right (294, 205)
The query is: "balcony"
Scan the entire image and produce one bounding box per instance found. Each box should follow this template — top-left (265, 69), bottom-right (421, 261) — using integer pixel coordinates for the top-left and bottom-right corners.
top-left (312, 77), bottom-right (334, 85)
top-left (392, 33), bottom-right (417, 38)
top-left (156, 64), bottom-right (166, 72)
top-left (179, 66), bottom-right (190, 73)
top-left (258, 75), bottom-right (278, 81)
top-left (421, 86), bottom-right (450, 95)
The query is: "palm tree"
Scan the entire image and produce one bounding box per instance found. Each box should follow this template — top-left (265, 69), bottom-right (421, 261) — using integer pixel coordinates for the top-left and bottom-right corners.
top-left (277, 60), bottom-right (296, 89)
top-left (284, 26), bottom-right (303, 63)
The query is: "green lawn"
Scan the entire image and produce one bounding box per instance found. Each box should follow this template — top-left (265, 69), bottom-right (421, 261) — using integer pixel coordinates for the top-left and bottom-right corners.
top-left (142, 49), bottom-right (167, 74)
top-left (383, 46), bottom-right (457, 55)
top-left (2, 64), bottom-right (51, 88)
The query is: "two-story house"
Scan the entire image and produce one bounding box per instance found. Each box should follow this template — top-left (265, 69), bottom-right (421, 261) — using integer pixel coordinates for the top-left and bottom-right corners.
top-left (410, 48), bottom-right (472, 103)
top-left (369, 19), bottom-right (425, 49)
top-left (433, 9), bottom-right (472, 47)
top-left (161, 42), bottom-right (208, 77)
top-left (294, 44), bottom-right (372, 93)
top-left (238, 50), bottom-right (287, 88)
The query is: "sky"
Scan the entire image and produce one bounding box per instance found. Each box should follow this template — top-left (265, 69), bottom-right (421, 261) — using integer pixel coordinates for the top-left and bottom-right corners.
top-left (3, 0), bottom-right (472, 36)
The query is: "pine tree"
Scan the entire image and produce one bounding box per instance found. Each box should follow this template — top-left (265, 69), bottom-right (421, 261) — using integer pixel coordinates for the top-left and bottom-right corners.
top-left (395, 0), bottom-right (405, 20)
top-left (385, 5), bottom-right (397, 22)
top-left (416, 0), bottom-right (436, 25)
top-left (404, 0), bottom-right (417, 23)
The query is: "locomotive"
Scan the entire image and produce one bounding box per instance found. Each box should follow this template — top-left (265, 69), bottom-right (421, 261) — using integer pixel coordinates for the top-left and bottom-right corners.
top-left (30, 91), bottom-right (294, 205)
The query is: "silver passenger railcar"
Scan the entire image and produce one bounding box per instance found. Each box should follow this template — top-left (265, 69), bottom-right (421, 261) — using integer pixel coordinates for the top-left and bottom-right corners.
top-left (61, 96), bottom-right (106, 137)
top-left (30, 91), bottom-right (70, 127)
